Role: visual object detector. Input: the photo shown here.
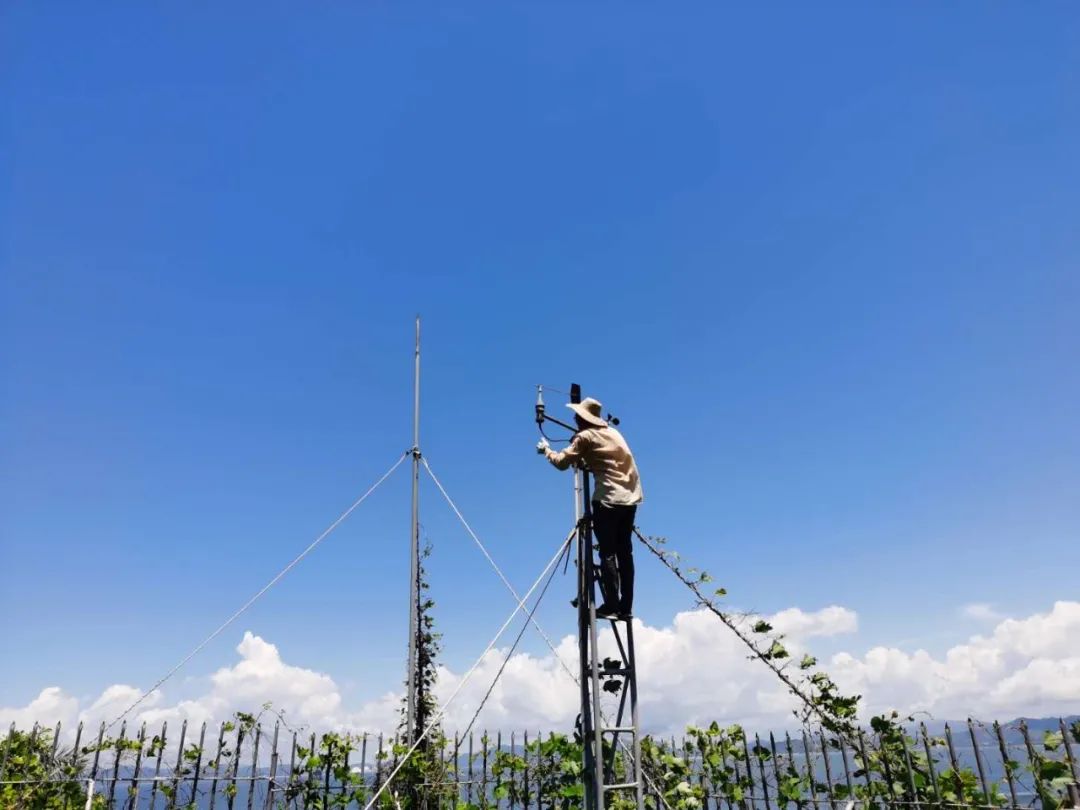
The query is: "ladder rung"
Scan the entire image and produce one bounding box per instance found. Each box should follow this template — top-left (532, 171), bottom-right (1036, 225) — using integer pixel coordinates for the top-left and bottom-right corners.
top-left (603, 726), bottom-right (635, 733)
top-left (597, 666), bottom-right (631, 675)
top-left (604, 782), bottom-right (640, 791)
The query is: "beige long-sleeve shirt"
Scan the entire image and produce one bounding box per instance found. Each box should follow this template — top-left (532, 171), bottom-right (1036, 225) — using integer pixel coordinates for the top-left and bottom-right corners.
top-left (544, 426), bottom-right (644, 506)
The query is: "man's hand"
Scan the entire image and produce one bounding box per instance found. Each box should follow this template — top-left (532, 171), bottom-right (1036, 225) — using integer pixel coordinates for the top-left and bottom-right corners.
top-left (536, 438), bottom-right (550, 455)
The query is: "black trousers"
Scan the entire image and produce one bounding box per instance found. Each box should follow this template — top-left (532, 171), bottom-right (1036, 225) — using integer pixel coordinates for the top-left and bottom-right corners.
top-left (591, 502), bottom-right (637, 612)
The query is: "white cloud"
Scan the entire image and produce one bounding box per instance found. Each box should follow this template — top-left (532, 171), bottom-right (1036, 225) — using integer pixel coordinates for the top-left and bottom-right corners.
top-left (0, 687), bottom-right (79, 730)
top-left (830, 600), bottom-right (1080, 720)
top-left (4, 602), bottom-right (1078, 740)
top-left (961, 603), bottom-right (1003, 622)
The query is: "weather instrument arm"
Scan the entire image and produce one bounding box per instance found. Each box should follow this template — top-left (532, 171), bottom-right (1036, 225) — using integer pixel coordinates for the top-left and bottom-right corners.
top-left (535, 384), bottom-right (577, 440)
top-left (535, 383), bottom-right (621, 444)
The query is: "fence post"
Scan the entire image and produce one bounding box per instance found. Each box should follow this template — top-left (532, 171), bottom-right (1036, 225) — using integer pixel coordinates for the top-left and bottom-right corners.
top-left (265, 723), bottom-right (280, 810)
top-left (787, 732), bottom-right (806, 810)
top-left (89, 722), bottom-right (107, 798)
top-left (467, 732), bottom-right (474, 806)
top-left (535, 731), bottom-right (543, 810)
top-left (84, 778), bottom-right (96, 810)
top-left (148, 721), bottom-right (167, 810)
top-left (801, 731), bottom-right (818, 810)
top-left (837, 735), bottom-right (853, 800)
top-left (966, 720), bottom-right (991, 802)
top-left (248, 724), bottom-right (262, 810)
top-left (482, 730), bottom-right (489, 808)
top-left (51, 721), bottom-right (63, 761)
top-left (509, 731), bottom-right (515, 810)
top-left (376, 733), bottom-right (385, 792)
top-left (168, 719), bottom-right (188, 810)
top-left (876, 730), bottom-right (897, 810)
top-left (817, 731), bottom-right (836, 810)
top-left (769, 734), bottom-right (784, 810)
top-left (696, 737), bottom-right (709, 810)
top-left (740, 729), bottom-right (757, 810)
top-left (67, 720), bottom-right (86, 810)
top-left (209, 721), bottom-right (226, 810)
top-left (453, 732), bottom-right (460, 807)
top-left (342, 733), bottom-right (351, 805)
top-left (944, 724), bottom-right (963, 806)
top-left (754, 734), bottom-right (773, 810)
top-left (993, 722), bottom-right (1019, 808)
top-left (497, 730), bottom-right (503, 810)
top-left (128, 723), bottom-right (147, 810)
top-left (918, 724), bottom-right (941, 810)
top-left (1060, 718), bottom-right (1079, 786)
top-left (1019, 722), bottom-right (1045, 810)
top-left (898, 728), bottom-right (920, 810)
top-left (855, 729), bottom-right (873, 805)
top-left (191, 722), bottom-right (207, 809)
top-left (108, 721), bottom-right (126, 808)
top-left (522, 731), bottom-right (530, 810)
top-left (0, 722), bottom-right (14, 784)
top-left (227, 722), bottom-right (246, 810)
top-left (287, 731), bottom-right (298, 802)
top-left (360, 733), bottom-right (369, 798)
top-left (322, 734), bottom-right (332, 808)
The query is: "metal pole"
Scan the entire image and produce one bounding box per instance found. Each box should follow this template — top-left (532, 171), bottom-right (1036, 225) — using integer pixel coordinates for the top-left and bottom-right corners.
top-left (576, 466), bottom-right (594, 810)
top-left (583, 474), bottom-right (605, 810)
top-left (574, 466), bottom-right (583, 526)
top-left (406, 316), bottom-right (422, 743)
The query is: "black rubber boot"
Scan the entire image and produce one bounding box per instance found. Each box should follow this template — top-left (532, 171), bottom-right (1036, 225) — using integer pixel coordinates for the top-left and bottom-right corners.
top-left (599, 554), bottom-right (620, 610)
top-left (595, 602), bottom-right (620, 619)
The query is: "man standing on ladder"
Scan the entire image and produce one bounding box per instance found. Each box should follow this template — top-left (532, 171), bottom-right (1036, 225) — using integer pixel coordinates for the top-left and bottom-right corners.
top-left (537, 397), bottom-right (644, 619)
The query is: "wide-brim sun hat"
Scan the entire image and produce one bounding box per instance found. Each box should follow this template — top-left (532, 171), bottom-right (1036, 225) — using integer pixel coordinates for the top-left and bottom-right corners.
top-left (567, 397), bottom-right (608, 428)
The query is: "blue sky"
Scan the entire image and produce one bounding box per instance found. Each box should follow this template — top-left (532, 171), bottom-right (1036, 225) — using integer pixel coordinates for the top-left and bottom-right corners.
top-left (2, 4), bottom-right (1079, 714)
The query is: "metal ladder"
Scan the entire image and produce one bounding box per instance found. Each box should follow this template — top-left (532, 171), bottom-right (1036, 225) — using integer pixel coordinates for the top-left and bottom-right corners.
top-left (576, 470), bottom-right (645, 810)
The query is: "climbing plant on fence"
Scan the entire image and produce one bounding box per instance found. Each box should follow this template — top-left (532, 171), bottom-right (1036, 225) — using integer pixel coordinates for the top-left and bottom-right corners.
top-left (2, 714), bottom-right (1078, 808)
top-left (0, 726), bottom-right (107, 809)
top-left (632, 531), bottom-right (1080, 810)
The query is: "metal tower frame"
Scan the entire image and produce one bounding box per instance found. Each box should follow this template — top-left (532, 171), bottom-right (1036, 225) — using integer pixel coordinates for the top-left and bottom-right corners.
top-left (539, 382), bottom-right (644, 810)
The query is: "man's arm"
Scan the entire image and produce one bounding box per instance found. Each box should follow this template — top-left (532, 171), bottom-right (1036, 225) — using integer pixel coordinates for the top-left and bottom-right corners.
top-left (543, 432), bottom-right (588, 471)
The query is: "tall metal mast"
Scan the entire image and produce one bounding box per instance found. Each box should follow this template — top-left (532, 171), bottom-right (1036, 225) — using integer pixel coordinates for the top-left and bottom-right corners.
top-left (406, 316), bottom-right (422, 743)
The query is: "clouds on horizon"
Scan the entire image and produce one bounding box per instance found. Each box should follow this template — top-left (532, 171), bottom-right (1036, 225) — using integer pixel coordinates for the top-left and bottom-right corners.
top-left (4, 601), bottom-right (1079, 738)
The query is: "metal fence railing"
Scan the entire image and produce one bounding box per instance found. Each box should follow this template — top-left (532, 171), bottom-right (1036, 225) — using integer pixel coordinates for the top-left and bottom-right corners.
top-left (1, 716), bottom-right (1078, 809)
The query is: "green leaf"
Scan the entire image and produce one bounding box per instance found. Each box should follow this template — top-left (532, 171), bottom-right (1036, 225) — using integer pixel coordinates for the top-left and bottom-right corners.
top-left (766, 641), bottom-right (789, 659)
top-left (1037, 760), bottom-right (1069, 780)
top-left (1042, 731), bottom-right (1063, 751)
top-left (752, 620), bottom-right (773, 634)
